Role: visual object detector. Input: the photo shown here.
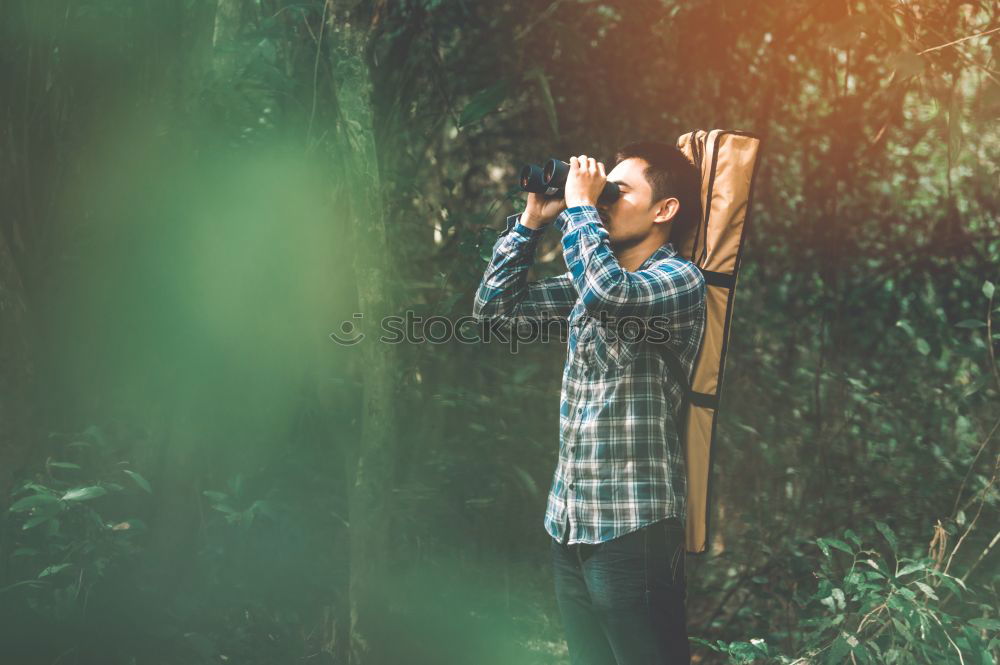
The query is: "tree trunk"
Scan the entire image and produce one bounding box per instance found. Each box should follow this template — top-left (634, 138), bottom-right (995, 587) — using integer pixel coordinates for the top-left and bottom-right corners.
top-left (144, 0), bottom-right (251, 587)
top-left (0, 227), bottom-right (35, 585)
top-left (327, 3), bottom-right (399, 664)
top-left (212, 0), bottom-right (248, 79)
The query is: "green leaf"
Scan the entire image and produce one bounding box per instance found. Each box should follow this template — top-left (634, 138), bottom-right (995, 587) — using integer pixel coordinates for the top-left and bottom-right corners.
top-left (9, 493), bottom-right (61, 513)
top-left (123, 470), bottom-right (152, 494)
top-left (915, 338), bottom-right (930, 355)
top-left (23, 513), bottom-right (57, 530)
top-left (851, 642), bottom-right (871, 665)
top-left (748, 637), bottom-right (768, 655)
top-left (887, 593), bottom-right (914, 614)
top-left (826, 634), bottom-right (851, 664)
top-left (47, 462), bottom-right (81, 470)
top-left (895, 320), bottom-right (915, 338)
top-left (896, 561), bottom-right (927, 578)
top-left (106, 518), bottom-right (146, 533)
top-left (954, 319), bottom-right (986, 329)
top-left (510, 465), bottom-right (539, 499)
top-left (984, 281), bottom-right (995, 300)
top-left (61, 486), bottom-right (107, 502)
top-left (524, 68), bottom-right (559, 138)
top-left (38, 563), bottom-right (72, 578)
top-left (863, 558), bottom-right (888, 577)
top-left (962, 372), bottom-right (994, 399)
top-left (914, 581), bottom-right (938, 600)
top-left (968, 618), bottom-right (1000, 631)
top-left (687, 637), bottom-right (721, 652)
top-left (927, 569), bottom-right (964, 597)
top-left (825, 538), bottom-right (855, 555)
top-left (459, 81), bottom-right (509, 128)
top-left (875, 521), bottom-right (898, 551)
top-left (478, 227), bottom-right (499, 262)
top-left (247, 500), bottom-right (277, 520)
top-left (891, 617), bottom-right (914, 641)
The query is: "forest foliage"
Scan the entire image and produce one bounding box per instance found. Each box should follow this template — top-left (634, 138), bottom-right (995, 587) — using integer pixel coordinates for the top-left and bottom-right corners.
top-left (0, 1), bottom-right (998, 664)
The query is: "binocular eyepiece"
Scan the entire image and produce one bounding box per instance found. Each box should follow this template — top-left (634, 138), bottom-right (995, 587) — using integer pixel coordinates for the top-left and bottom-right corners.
top-left (519, 158), bottom-right (620, 205)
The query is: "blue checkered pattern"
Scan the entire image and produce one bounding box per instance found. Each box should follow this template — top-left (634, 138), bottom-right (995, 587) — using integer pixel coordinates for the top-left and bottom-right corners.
top-left (473, 205), bottom-right (706, 545)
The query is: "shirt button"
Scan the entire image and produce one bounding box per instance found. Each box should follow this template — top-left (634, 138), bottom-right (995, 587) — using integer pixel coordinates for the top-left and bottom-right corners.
top-left (577, 407), bottom-right (584, 414)
top-left (569, 482), bottom-right (576, 490)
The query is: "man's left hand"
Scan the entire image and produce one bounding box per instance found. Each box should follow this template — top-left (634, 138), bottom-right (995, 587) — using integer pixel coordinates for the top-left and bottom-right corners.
top-left (564, 155), bottom-right (606, 209)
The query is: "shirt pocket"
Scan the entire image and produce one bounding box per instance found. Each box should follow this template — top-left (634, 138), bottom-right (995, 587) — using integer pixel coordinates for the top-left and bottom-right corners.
top-left (592, 321), bottom-right (638, 373)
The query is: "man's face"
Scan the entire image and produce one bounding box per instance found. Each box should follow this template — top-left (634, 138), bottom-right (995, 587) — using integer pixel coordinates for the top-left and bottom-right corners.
top-left (597, 157), bottom-right (677, 250)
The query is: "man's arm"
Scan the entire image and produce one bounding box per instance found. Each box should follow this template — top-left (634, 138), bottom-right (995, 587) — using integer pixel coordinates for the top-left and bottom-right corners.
top-left (554, 155), bottom-right (705, 324)
top-left (472, 213), bottom-right (577, 322)
top-left (554, 205), bottom-right (705, 322)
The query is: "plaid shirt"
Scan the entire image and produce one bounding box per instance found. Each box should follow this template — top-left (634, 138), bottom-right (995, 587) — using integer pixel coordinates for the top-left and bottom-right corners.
top-left (473, 205), bottom-right (706, 545)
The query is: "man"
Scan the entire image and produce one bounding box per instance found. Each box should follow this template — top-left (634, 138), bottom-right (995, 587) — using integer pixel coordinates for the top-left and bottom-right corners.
top-left (472, 141), bottom-right (705, 665)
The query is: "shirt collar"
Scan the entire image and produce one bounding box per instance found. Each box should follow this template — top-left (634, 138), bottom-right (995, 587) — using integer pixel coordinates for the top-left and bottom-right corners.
top-left (637, 242), bottom-right (679, 271)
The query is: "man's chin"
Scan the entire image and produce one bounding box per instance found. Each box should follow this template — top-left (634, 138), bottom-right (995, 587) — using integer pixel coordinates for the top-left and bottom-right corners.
top-left (608, 233), bottom-right (644, 253)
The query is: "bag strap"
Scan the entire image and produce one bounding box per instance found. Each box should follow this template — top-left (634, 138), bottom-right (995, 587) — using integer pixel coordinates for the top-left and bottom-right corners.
top-left (643, 340), bottom-right (693, 445)
top-left (649, 342), bottom-right (718, 410)
top-left (632, 264), bottom-right (722, 410)
top-left (643, 264), bottom-right (729, 410)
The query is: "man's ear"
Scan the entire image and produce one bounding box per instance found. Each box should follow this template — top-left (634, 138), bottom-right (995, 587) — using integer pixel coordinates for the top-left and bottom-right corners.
top-left (652, 197), bottom-right (680, 225)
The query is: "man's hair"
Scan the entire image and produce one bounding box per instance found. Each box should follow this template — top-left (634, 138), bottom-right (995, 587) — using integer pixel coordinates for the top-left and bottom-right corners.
top-left (614, 141), bottom-right (702, 242)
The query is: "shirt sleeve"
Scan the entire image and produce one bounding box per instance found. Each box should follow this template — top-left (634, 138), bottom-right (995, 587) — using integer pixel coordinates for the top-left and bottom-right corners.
top-left (553, 205), bottom-right (706, 322)
top-left (472, 213), bottom-right (578, 323)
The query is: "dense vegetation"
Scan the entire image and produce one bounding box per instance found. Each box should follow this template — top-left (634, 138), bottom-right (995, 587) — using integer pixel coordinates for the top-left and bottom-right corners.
top-left (1, 1), bottom-right (997, 664)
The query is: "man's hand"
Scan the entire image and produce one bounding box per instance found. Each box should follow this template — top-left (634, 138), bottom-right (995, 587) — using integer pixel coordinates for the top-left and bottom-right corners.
top-left (520, 192), bottom-right (566, 230)
top-left (564, 155), bottom-right (606, 209)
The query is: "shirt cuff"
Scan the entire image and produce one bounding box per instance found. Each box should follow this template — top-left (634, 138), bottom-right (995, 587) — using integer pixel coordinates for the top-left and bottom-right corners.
top-left (503, 213), bottom-right (547, 240)
top-left (554, 205), bottom-right (603, 235)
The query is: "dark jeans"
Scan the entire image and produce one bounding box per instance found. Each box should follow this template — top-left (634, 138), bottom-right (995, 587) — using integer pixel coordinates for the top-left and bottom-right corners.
top-left (551, 517), bottom-right (690, 665)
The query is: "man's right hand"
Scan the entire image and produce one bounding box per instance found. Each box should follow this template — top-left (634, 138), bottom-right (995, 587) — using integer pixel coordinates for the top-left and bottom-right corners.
top-left (520, 192), bottom-right (566, 230)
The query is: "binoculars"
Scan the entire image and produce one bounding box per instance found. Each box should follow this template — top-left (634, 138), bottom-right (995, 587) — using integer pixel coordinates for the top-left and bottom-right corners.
top-left (519, 158), bottom-right (620, 205)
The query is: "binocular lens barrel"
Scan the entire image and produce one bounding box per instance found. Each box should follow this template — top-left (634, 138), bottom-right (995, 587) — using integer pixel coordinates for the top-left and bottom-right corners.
top-left (542, 159), bottom-right (568, 188)
top-left (519, 164), bottom-right (561, 196)
top-left (542, 158), bottom-right (621, 205)
top-left (520, 164), bottom-right (547, 193)
top-left (517, 158), bottom-right (621, 205)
